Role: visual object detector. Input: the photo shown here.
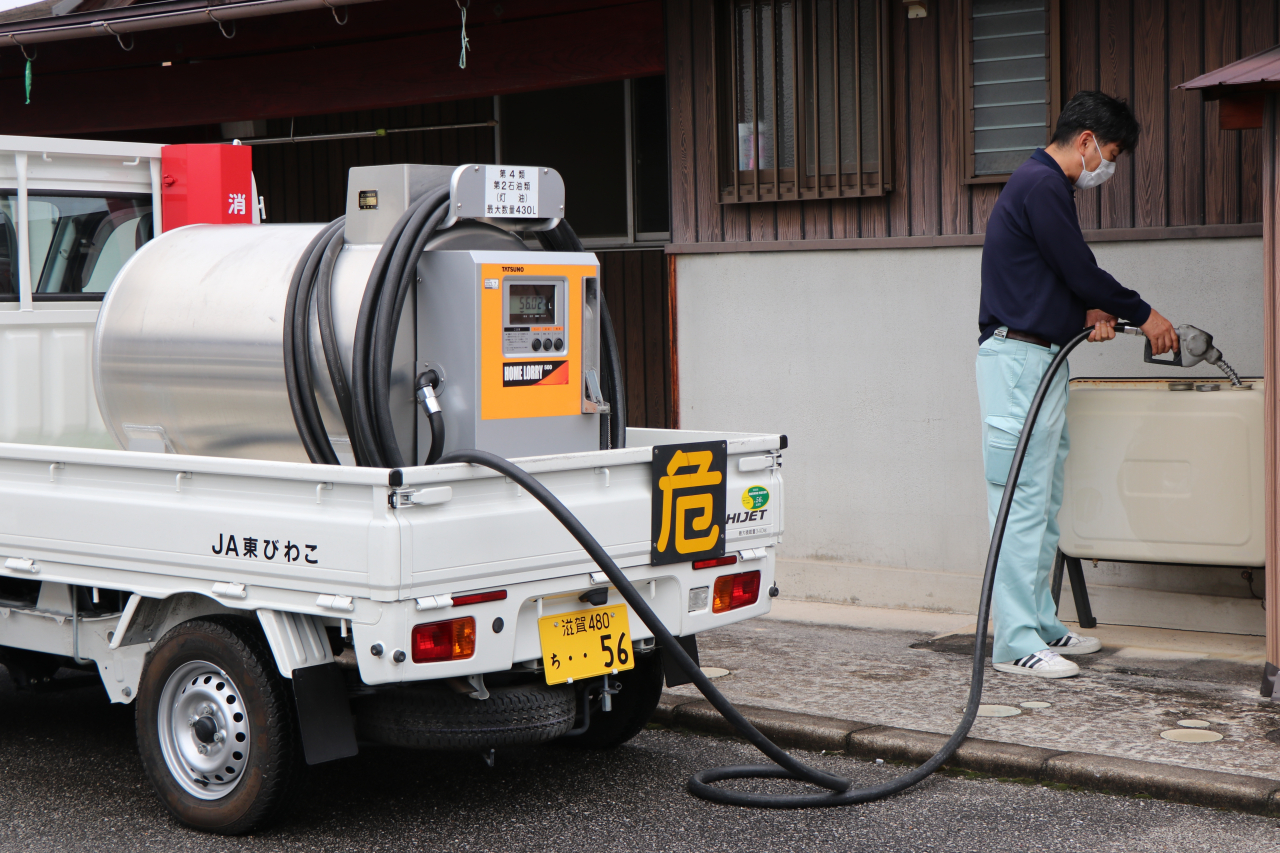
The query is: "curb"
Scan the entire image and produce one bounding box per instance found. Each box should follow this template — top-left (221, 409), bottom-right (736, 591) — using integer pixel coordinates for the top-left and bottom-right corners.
top-left (654, 693), bottom-right (1280, 816)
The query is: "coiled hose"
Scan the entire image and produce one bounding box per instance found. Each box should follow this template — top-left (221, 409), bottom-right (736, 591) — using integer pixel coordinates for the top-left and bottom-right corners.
top-left (441, 324), bottom-right (1105, 807)
top-left (283, 206), bottom-right (627, 465)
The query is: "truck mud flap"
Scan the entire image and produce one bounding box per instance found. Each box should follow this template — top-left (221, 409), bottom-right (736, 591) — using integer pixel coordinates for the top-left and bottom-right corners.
top-left (291, 662), bottom-right (358, 764)
top-left (660, 635), bottom-right (699, 687)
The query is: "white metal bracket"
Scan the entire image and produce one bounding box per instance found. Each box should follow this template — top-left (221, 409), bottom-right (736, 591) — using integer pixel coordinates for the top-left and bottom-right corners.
top-left (257, 609), bottom-right (335, 678)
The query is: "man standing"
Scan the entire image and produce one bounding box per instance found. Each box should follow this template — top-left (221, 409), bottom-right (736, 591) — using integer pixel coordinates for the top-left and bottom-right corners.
top-left (976, 91), bottom-right (1179, 679)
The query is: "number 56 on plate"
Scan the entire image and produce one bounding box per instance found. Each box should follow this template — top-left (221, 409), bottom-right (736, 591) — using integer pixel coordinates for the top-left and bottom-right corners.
top-left (537, 605), bottom-right (635, 685)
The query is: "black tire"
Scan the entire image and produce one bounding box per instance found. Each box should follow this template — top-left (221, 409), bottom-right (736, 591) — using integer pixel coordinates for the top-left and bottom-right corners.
top-left (135, 617), bottom-right (303, 835)
top-left (354, 681), bottom-right (575, 750)
top-left (564, 649), bottom-right (664, 749)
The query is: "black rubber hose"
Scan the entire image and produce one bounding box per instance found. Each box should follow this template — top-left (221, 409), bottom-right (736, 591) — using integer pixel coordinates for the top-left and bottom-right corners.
top-left (349, 189), bottom-right (450, 467)
top-left (314, 218), bottom-right (361, 461)
top-left (438, 324), bottom-right (1106, 807)
top-left (349, 194), bottom-right (429, 467)
top-left (425, 410), bottom-right (446, 465)
top-left (599, 294), bottom-right (626, 449)
top-left (283, 219), bottom-right (344, 465)
top-left (370, 196), bottom-right (451, 467)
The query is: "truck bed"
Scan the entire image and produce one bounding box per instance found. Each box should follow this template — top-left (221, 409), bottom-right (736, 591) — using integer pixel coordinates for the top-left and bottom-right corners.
top-left (0, 427), bottom-right (783, 696)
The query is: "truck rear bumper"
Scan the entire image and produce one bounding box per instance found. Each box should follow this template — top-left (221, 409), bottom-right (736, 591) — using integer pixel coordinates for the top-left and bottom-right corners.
top-left (349, 549), bottom-right (775, 685)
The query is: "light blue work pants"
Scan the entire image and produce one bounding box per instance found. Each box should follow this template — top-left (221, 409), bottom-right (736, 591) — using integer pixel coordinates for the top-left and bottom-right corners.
top-left (975, 335), bottom-right (1071, 663)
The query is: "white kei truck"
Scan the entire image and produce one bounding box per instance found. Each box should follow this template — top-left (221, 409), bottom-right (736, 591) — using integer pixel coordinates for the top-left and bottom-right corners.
top-left (0, 136), bottom-right (784, 833)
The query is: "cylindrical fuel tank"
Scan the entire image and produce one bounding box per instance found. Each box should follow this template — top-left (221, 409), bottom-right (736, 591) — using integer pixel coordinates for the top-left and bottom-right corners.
top-left (93, 221), bottom-right (525, 463)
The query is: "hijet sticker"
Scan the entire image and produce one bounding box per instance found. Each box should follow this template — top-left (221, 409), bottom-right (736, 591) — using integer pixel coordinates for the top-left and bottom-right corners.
top-left (502, 360), bottom-right (568, 387)
top-left (651, 441), bottom-right (727, 566)
top-left (741, 485), bottom-right (770, 510)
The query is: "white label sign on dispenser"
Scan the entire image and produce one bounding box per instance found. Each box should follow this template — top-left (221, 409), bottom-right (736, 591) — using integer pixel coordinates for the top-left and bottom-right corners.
top-left (485, 166), bottom-right (540, 217)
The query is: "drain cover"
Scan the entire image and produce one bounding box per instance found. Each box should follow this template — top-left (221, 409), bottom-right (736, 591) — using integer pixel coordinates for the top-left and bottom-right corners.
top-left (1161, 729), bottom-right (1222, 743)
top-left (977, 705), bottom-right (1021, 718)
top-left (700, 667), bottom-right (730, 679)
top-left (1020, 701), bottom-right (1051, 709)
top-left (1177, 719), bottom-right (1211, 728)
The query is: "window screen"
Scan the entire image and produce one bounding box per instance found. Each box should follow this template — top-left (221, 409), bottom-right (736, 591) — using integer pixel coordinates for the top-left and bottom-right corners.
top-left (967, 0), bottom-right (1054, 177)
top-left (721, 0), bottom-right (888, 202)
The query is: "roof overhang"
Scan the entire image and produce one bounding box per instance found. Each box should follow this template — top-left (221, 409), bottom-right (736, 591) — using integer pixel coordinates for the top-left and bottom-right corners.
top-left (1179, 43), bottom-right (1280, 101)
top-left (0, 0), bottom-right (383, 48)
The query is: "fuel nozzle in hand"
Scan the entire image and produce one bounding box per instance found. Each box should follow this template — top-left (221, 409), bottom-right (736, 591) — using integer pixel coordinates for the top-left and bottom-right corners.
top-left (1122, 323), bottom-right (1242, 386)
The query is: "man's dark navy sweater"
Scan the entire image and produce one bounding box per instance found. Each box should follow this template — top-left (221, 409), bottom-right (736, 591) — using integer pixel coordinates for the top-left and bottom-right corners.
top-left (978, 149), bottom-right (1151, 346)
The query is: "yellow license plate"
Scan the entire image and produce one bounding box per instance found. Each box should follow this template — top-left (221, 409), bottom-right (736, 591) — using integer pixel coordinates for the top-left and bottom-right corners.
top-left (538, 605), bottom-right (635, 685)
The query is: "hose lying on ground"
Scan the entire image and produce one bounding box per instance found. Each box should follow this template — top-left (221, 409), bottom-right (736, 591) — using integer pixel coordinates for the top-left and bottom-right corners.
top-left (439, 323), bottom-right (1106, 807)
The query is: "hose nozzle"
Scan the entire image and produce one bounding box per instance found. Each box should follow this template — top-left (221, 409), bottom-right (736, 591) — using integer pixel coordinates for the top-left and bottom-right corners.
top-left (1139, 324), bottom-right (1242, 386)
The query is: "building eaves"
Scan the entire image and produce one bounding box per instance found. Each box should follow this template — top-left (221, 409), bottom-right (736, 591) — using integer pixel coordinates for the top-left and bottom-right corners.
top-left (0, 0), bottom-right (382, 47)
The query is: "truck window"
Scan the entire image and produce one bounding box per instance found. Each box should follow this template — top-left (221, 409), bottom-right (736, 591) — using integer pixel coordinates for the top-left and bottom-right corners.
top-left (0, 199), bottom-right (14, 297)
top-left (0, 193), bottom-right (153, 298)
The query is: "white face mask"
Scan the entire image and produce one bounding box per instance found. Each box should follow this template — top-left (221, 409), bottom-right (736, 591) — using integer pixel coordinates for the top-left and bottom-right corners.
top-left (1075, 137), bottom-right (1116, 189)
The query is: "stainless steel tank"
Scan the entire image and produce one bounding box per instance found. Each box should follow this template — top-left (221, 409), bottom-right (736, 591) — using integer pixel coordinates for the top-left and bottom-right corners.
top-left (93, 220), bottom-right (526, 463)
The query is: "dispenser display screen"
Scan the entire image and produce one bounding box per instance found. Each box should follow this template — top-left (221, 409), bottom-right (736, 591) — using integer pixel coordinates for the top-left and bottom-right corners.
top-left (508, 283), bottom-right (557, 325)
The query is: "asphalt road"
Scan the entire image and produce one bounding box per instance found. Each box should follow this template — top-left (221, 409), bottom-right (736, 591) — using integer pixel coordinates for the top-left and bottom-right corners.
top-left (2, 668), bottom-right (1279, 853)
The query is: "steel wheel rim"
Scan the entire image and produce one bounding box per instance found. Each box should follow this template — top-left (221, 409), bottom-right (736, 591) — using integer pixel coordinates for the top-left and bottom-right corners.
top-left (156, 660), bottom-right (251, 800)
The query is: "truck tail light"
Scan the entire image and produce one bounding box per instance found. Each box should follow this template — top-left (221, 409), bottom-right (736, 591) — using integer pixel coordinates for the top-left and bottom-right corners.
top-left (411, 617), bottom-right (475, 663)
top-left (451, 589), bottom-right (507, 606)
top-left (693, 555), bottom-right (738, 570)
top-left (712, 571), bottom-right (761, 613)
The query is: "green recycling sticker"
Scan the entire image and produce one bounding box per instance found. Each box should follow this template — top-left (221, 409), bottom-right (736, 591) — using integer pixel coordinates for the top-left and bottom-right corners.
top-left (741, 485), bottom-right (770, 511)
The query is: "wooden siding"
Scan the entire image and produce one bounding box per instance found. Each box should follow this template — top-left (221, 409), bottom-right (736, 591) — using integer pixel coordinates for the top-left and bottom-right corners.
top-left (667, 0), bottom-right (1280, 247)
top-left (600, 250), bottom-right (677, 429)
top-left (252, 102), bottom-right (498, 225)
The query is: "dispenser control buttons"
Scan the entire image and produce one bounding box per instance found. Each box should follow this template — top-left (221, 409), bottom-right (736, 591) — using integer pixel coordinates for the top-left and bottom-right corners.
top-left (532, 338), bottom-right (543, 351)
top-left (554, 338), bottom-right (564, 351)
top-left (543, 338), bottom-right (553, 351)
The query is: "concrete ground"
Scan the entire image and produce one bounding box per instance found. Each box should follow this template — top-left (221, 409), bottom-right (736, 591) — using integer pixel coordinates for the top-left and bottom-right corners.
top-left (667, 600), bottom-right (1280, 781)
top-left (2, 663), bottom-right (1280, 852)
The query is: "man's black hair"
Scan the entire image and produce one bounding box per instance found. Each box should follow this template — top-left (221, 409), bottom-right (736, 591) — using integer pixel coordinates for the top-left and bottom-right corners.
top-left (1050, 91), bottom-right (1140, 153)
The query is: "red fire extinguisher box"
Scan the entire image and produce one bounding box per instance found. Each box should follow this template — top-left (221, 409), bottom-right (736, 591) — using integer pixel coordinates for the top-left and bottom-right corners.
top-left (161, 144), bottom-right (254, 232)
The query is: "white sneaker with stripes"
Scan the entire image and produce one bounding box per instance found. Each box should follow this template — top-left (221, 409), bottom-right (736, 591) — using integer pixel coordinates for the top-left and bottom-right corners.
top-left (993, 649), bottom-right (1080, 678)
top-left (1046, 631), bottom-right (1102, 655)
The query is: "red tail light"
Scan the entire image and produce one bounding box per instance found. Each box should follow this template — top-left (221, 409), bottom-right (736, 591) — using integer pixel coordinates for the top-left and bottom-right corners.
top-left (712, 570), bottom-right (761, 613)
top-left (411, 617), bottom-right (476, 663)
top-left (693, 555), bottom-right (738, 570)
top-left (451, 589), bottom-right (507, 606)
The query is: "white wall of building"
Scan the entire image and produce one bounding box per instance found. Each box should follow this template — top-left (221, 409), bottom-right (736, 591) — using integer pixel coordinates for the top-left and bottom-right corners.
top-left (675, 237), bottom-right (1266, 635)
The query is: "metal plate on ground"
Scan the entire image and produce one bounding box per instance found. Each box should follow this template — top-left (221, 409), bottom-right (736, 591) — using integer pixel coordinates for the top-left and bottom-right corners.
top-left (538, 605), bottom-right (635, 685)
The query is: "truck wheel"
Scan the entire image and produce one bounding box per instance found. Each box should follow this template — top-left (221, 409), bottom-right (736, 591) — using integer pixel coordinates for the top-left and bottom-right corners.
top-left (565, 648), bottom-right (664, 749)
top-left (135, 617), bottom-right (302, 835)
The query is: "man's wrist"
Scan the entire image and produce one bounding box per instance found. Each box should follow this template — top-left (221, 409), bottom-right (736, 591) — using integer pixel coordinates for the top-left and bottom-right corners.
top-left (1129, 302), bottom-right (1153, 327)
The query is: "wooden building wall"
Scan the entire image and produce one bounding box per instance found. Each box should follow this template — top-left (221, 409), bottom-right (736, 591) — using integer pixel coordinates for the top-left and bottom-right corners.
top-left (667, 0), bottom-right (1279, 249)
top-left (252, 101), bottom-right (497, 225)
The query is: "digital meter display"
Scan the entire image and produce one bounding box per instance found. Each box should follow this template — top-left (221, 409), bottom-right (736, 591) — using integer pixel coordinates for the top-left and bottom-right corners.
top-left (508, 283), bottom-right (557, 325)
